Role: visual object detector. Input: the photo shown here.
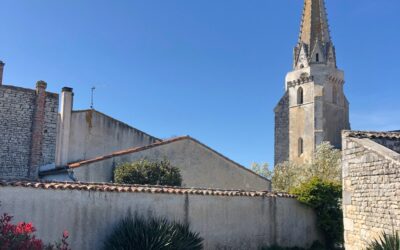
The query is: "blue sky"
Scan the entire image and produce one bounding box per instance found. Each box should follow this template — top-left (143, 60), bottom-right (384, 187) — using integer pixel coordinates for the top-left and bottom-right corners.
top-left (0, 0), bottom-right (399, 168)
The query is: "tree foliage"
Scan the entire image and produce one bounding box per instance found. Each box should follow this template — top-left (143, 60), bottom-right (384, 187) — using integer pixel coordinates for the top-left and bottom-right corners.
top-left (305, 142), bottom-right (342, 183)
top-left (114, 159), bottom-right (182, 186)
top-left (272, 161), bottom-right (301, 193)
top-left (292, 178), bottom-right (343, 250)
top-left (271, 142), bottom-right (342, 192)
top-left (251, 162), bottom-right (272, 180)
top-left (270, 142), bottom-right (343, 249)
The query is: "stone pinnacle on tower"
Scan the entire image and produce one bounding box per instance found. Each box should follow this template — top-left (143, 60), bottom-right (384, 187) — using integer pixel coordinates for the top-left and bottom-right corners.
top-left (294, 0), bottom-right (336, 69)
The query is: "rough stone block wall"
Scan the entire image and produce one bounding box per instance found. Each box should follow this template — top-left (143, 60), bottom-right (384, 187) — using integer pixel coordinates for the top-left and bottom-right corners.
top-left (41, 95), bottom-right (59, 166)
top-left (342, 135), bottom-right (400, 250)
top-left (0, 86), bottom-right (36, 178)
top-left (274, 92), bottom-right (289, 165)
top-left (0, 85), bottom-right (58, 179)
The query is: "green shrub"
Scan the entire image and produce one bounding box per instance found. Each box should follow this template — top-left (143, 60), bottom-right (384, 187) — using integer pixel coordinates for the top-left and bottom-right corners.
top-left (292, 178), bottom-right (343, 250)
top-left (103, 215), bottom-right (203, 250)
top-left (114, 159), bottom-right (182, 186)
top-left (366, 231), bottom-right (400, 250)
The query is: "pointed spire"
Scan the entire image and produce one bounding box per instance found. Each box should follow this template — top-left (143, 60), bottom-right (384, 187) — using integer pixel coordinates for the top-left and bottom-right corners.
top-left (299, 0), bottom-right (331, 47)
top-left (294, 0), bottom-right (336, 69)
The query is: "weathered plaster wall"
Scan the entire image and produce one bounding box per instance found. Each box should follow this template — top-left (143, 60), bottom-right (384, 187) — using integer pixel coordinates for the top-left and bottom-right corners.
top-left (342, 133), bottom-right (400, 250)
top-left (0, 85), bottom-right (58, 179)
top-left (72, 138), bottom-right (271, 191)
top-left (0, 184), bottom-right (321, 250)
top-left (66, 110), bottom-right (159, 163)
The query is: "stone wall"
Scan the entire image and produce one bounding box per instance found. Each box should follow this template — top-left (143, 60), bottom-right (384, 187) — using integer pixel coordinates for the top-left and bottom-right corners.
top-left (371, 138), bottom-right (400, 154)
top-left (70, 137), bottom-right (271, 191)
top-left (0, 180), bottom-right (322, 250)
top-left (274, 92), bottom-right (289, 165)
top-left (342, 131), bottom-right (400, 250)
top-left (0, 84), bottom-right (58, 179)
top-left (42, 94), bottom-right (59, 165)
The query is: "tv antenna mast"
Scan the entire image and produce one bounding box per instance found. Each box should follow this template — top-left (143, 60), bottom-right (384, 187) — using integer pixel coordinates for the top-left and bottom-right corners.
top-left (90, 86), bottom-right (96, 109)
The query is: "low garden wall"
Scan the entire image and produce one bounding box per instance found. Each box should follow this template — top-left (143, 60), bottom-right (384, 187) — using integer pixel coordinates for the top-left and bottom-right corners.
top-left (0, 180), bottom-right (321, 250)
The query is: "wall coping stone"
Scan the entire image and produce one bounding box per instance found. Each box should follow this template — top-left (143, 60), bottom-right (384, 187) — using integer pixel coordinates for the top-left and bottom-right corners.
top-left (347, 137), bottom-right (400, 164)
top-left (343, 130), bottom-right (400, 140)
top-left (0, 84), bottom-right (59, 98)
top-left (0, 179), bottom-right (292, 198)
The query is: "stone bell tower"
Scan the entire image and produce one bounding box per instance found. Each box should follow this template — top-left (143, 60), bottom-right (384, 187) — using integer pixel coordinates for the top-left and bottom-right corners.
top-left (274, 0), bottom-right (350, 165)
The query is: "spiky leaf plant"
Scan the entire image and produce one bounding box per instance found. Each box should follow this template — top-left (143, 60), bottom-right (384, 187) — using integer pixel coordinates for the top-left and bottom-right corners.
top-left (366, 231), bottom-right (400, 250)
top-left (103, 215), bottom-right (203, 250)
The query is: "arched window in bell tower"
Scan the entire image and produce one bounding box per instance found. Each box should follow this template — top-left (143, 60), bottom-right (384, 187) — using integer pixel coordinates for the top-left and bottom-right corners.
top-left (316, 53), bottom-right (319, 62)
top-left (297, 87), bottom-right (304, 105)
top-left (298, 138), bottom-right (304, 156)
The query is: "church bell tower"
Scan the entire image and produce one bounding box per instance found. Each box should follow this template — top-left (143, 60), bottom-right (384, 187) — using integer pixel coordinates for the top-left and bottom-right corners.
top-left (274, 0), bottom-right (350, 165)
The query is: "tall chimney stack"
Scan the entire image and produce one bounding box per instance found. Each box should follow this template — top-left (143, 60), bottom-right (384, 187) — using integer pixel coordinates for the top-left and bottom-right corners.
top-left (56, 87), bottom-right (73, 166)
top-left (28, 80), bottom-right (48, 178)
top-left (0, 61), bottom-right (5, 86)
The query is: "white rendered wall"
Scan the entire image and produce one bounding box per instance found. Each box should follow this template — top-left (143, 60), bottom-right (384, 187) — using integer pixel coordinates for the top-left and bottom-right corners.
top-left (72, 138), bottom-right (271, 191)
top-left (65, 110), bottom-right (159, 164)
top-left (0, 186), bottom-right (321, 250)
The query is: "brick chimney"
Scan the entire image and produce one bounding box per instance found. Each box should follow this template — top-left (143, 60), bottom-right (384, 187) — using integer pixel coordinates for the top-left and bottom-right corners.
top-left (0, 61), bottom-right (4, 86)
top-left (56, 87), bottom-right (73, 166)
top-left (28, 80), bottom-right (48, 178)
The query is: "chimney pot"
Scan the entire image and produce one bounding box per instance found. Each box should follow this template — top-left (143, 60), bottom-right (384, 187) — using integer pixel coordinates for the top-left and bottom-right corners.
top-left (62, 87), bottom-right (73, 92)
top-left (36, 80), bottom-right (47, 90)
top-left (0, 61), bottom-right (4, 86)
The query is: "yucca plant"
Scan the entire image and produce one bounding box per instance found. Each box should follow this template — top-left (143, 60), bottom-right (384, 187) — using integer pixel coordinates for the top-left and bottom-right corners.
top-left (103, 215), bottom-right (203, 250)
top-left (366, 231), bottom-right (400, 250)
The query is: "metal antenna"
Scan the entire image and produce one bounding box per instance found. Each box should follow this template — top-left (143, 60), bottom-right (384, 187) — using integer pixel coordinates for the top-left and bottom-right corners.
top-left (90, 86), bottom-right (96, 109)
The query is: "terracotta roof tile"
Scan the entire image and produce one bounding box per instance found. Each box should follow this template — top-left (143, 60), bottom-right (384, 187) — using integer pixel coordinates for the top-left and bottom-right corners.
top-left (343, 130), bottom-right (400, 140)
top-left (0, 180), bottom-right (294, 198)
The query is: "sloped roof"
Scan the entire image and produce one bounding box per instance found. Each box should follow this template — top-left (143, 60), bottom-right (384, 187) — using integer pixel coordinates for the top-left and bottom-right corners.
top-left (68, 136), bottom-right (270, 182)
top-left (0, 180), bottom-right (289, 197)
